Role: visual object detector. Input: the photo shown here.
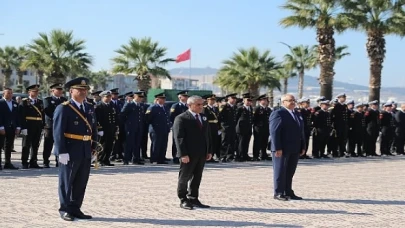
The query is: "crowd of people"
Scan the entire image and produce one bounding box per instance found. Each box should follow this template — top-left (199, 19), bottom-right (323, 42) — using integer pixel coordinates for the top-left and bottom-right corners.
top-left (0, 83), bottom-right (404, 171)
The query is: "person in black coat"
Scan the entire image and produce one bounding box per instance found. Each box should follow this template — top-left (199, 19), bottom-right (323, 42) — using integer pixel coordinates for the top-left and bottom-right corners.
top-left (395, 104), bottom-right (405, 155)
top-left (252, 94), bottom-right (272, 161)
top-left (170, 90), bottom-right (189, 164)
top-left (173, 95), bottom-right (212, 210)
top-left (203, 94), bottom-right (220, 162)
top-left (0, 88), bottom-right (21, 170)
top-left (235, 93), bottom-right (254, 161)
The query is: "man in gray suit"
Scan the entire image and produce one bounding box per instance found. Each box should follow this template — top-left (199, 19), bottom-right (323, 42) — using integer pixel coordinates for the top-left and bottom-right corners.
top-left (173, 95), bottom-right (212, 210)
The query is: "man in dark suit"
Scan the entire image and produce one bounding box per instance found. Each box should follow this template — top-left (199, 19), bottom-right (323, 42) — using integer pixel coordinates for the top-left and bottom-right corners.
top-left (0, 88), bottom-right (21, 170)
top-left (395, 104), bottom-right (405, 155)
top-left (43, 83), bottom-right (67, 168)
top-left (53, 77), bottom-right (97, 221)
top-left (270, 94), bottom-right (305, 201)
top-left (173, 95), bottom-right (212, 210)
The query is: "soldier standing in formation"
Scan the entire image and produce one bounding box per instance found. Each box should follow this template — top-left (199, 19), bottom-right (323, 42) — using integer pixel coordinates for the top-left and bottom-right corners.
top-left (218, 93), bottom-right (238, 162)
top-left (379, 103), bottom-right (395, 156)
top-left (347, 103), bottom-right (366, 157)
top-left (252, 94), bottom-right (272, 161)
top-left (146, 93), bottom-right (171, 164)
top-left (19, 84), bottom-right (45, 169)
top-left (330, 93), bottom-right (349, 157)
top-left (140, 92), bottom-right (150, 159)
top-left (170, 90), bottom-right (189, 164)
top-left (395, 104), bottom-right (405, 155)
top-left (364, 100), bottom-right (380, 156)
top-left (120, 91), bottom-right (146, 165)
top-left (95, 91), bottom-right (118, 166)
top-left (203, 94), bottom-right (220, 162)
top-left (297, 97), bottom-right (313, 159)
top-left (43, 83), bottom-right (67, 168)
top-left (312, 100), bottom-right (332, 158)
top-left (235, 93), bottom-right (254, 161)
top-left (110, 88), bottom-right (124, 162)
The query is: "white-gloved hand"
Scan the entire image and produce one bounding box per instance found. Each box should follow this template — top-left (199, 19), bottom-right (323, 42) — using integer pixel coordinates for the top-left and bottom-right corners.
top-left (59, 153), bottom-right (70, 165)
top-left (97, 131), bottom-right (104, 137)
top-left (218, 130), bottom-right (222, 135)
top-left (20, 129), bottom-right (28, 135)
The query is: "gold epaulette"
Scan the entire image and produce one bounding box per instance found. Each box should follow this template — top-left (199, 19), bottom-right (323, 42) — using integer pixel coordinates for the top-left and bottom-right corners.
top-left (22, 98), bottom-right (28, 101)
top-left (62, 101), bottom-right (70, 105)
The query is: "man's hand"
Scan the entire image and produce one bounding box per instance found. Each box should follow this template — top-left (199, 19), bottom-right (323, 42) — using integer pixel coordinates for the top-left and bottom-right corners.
top-left (59, 153), bottom-right (70, 165)
top-left (206, 153), bottom-right (212, 161)
top-left (300, 149), bottom-right (305, 156)
top-left (15, 129), bottom-right (20, 135)
top-left (97, 131), bottom-right (104, 137)
top-left (20, 129), bottom-right (28, 135)
top-left (275, 150), bottom-right (283, 157)
top-left (181, 155), bottom-right (190, 164)
top-left (0, 129), bottom-right (5, 135)
top-left (217, 130), bottom-right (222, 135)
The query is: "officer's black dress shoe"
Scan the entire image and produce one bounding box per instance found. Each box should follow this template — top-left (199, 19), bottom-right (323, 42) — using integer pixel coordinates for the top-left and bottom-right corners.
top-left (11, 149), bottom-right (16, 152)
top-left (29, 163), bottom-right (42, 169)
top-left (21, 164), bottom-right (29, 169)
top-left (286, 194), bottom-right (303, 200)
top-left (43, 164), bottom-right (50, 168)
top-left (4, 163), bottom-right (19, 170)
top-left (273, 195), bottom-right (289, 201)
top-left (157, 161), bottom-right (168, 164)
top-left (123, 161), bottom-right (129, 165)
top-left (190, 199), bottom-right (210, 208)
top-left (180, 200), bottom-right (193, 210)
top-left (133, 161), bottom-right (145, 165)
top-left (72, 211), bottom-right (92, 219)
top-left (60, 212), bottom-right (75, 221)
top-left (173, 158), bottom-right (180, 164)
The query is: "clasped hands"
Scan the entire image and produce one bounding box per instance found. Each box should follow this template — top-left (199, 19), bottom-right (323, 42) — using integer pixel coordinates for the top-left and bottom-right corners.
top-left (180, 154), bottom-right (212, 164)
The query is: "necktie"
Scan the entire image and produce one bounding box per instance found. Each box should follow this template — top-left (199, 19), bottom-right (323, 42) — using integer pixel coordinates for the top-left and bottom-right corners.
top-left (80, 104), bottom-right (85, 115)
top-left (195, 114), bottom-right (202, 129)
top-left (293, 111), bottom-right (300, 126)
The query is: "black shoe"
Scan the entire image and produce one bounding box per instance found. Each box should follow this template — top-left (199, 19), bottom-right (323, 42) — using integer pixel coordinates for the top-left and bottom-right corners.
top-left (43, 164), bottom-right (50, 168)
top-left (101, 163), bottom-right (115, 166)
top-left (157, 161), bottom-right (168, 164)
top-left (164, 158), bottom-right (171, 162)
top-left (180, 200), bottom-right (193, 210)
top-left (286, 194), bottom-right (303, 200)
top-left (206, 158), bottom-right (218, 163)
top-left (60, 212), bottom-right (75, 221)
top-left (133, 161), bottom-right (145, 165)
top-left (190, 199), bottom-right (210, 208)
top-left (173, 158), bottom-right (180, 164)
top-left (21, 164), bottom-right (29, 169)
top-left (274, 195), bottom-right (289, 201)
top-left (3, 163), bottom-right (19, 170)
top-left (304, 155), bottom-right (312, 159)
top-left (11, 149), bottom-right (16, 152)
top-left (73, 211), bottom-right (92, 219)
top-left (29, 163), bottom-right (42, 169)
top-left (123, 161), bottom-right (129, 165)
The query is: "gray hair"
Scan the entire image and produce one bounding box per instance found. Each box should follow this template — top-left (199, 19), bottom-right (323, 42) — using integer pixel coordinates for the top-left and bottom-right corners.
top-left (281, 94), bottom-right (295, 102)
top-left (187, 95), bottom-right (203, 105)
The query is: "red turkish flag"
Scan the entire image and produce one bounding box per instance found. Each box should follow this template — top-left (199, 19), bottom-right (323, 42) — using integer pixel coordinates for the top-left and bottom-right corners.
top-left (176, 49), bottom-right (191, 63)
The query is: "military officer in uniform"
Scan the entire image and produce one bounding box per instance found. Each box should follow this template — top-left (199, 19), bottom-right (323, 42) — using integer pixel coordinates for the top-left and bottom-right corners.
top-left (140, 91), bottom-right (150, 159)
top-left (0, 88), bottom-right (20, 170)
top-left (380, 103), bottom-right (395, 156)
top-left (43, 83), bottom-right (67, 168)
top-left (170, 90), bottom-right (189, 164)
top-left (203, 94), bottom-right (220, 162)
top-left (297, 97), bottom-right (313, 159)
top-left (95, 91), bottom-right (118, 166)
top-left (312, 100), bottom-right (332, 158)
top-left (395, 104), bottom-right (405, 155)
top-left (19, 84), bottom-right (45, 169)
top-left (218, 93), bottom-right (238, 162)
top-left (90, 91), bottom-right (102, 103)
top-left (110, 88), bottom-right (124, 161)
top-left (252, 94), bottom-right (272, 161)
top-left (346, 100), bottom-right (355, 156)
top-left (124, 91), bottom-right (134, 103)
top-left (314, 96), bottom-right (326, 112)
top-left (330, 93), bottom-right (349, 157)
top-left (120, 91), bottom-right (146, 165)
top-left (54, 77), bottom-right (97, 221)
top-left (146, 93), bottom-right (171, 164)
top-left (348, 103), bottom-right (366, 157)
top-left (235, 93), bottom-right (253, 161)
top-left (364, 100), bottom-right (380, 156)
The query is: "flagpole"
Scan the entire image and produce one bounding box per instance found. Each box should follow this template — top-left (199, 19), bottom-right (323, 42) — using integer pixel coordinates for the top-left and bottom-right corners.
top-left (189, 47), bottom-right (191, 89)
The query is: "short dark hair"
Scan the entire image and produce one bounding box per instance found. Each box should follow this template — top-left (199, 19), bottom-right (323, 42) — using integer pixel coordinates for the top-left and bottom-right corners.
top-left (4, 87), bottom-right (12, 91)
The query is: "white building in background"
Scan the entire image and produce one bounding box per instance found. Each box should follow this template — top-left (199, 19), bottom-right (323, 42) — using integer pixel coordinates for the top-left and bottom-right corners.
top-left (0, 68), bottom-right (38, 87)
top-left (160, 77), bottom-right (199, 90)
top-left (105, 73), bottom-right (138, 94)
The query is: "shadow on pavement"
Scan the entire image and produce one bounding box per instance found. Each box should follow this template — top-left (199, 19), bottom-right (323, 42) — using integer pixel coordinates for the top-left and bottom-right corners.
top-left (90, 217), bottom-right (302, 227)
top-left (304, 198), bottom-right (405, 206)
top-left (211, 206), bottom-right (372, 216)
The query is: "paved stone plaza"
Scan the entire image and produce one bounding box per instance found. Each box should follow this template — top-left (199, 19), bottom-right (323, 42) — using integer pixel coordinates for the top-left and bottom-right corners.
top-left (1, 136), bottom-right (405, 228)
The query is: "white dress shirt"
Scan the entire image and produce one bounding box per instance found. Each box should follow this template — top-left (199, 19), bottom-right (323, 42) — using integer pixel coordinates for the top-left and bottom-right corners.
top-left (188, 110), bottom-right (202, 123)
top-left (72, 98), bottom-right (85, 112)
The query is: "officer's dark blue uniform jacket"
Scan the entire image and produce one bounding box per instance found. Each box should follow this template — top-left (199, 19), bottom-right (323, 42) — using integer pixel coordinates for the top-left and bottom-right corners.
top-left (120, 101), bottom-right (145, 133)
top-left (53, 100), bottom-right (97, 160)
top-left (170, 102), bottom-right (188, 123)
top-left (146, 104), bottom-right (170, 133)
top-left (43, 96), bottom-right (67, 129)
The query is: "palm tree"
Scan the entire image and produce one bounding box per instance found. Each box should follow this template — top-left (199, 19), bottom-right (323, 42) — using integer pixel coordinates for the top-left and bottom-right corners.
top-left (111, 37), bottom-right (175, 92)
top-left (340, 0), bottom-right (405, 102)
top-left (88, 70), bottom-right (112, 90)
top-left (15, 46), bottom-right (28, 92)
top-left (280, 0), bottom-right (348, 100)
top-left (0, 46), bottom-right (18, 88)
top-left (334, 45), bottom-right (351, 61)
top-left (275, 65), bottom-right (297, 94)
top-left (25, 29), bottom-right (92, 85)
top-left (214, 47), bottom-right (281, 100)
top-left (280, 43), bottom-right (317, 98)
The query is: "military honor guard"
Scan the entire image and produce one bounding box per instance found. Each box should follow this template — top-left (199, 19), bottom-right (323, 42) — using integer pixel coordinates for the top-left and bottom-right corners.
top-left (364, 100), bottom-right (380, 156)
top-left (95, 91), bottom-right (118, 166)
top-left (347, 103), bottom-right (367, 157)
top-left (203, 94), bottom-right (220, 162)
top-left (0, 88), bottom-right (20, 170)
top-left (90, 90), bottom-right (102, 103)
top-left (110, 88), bottom-right (125, 161)
top-left (43, 83), bottom-right (67, 168)
top-left (120, 91), bottom-right (146, 165)
top-left (170, 90), bottom-right (189, 164)
top-left (235, 93), bottom-right (254, 161)
top-left (146, 93), bottom-right (171, 164)
top-left (252, 94), bottom-right (272, 161)
top-left (218, 93), bottom-right (238, 162)
top-left (297, 97), bottom-right (313, 159)
top-left (379, 103), bottom-right (395, 156)
top-left (140, 91), bottom-right (150, 159)
top-left (19, 84), bottom-right (45, 169)
top-left (53, 77), bottom-right (97, 221)
top-left (329, 93), bottom-right (349, 157)
top-left (394, 104), bottom-right (405, 155)
top-left (312, 100), bottom-right (332, 158)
